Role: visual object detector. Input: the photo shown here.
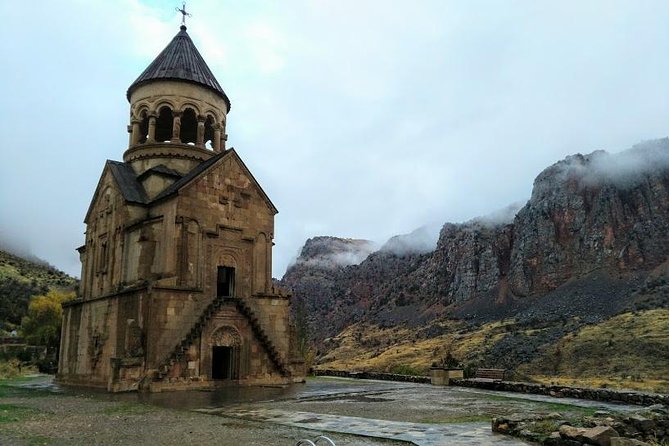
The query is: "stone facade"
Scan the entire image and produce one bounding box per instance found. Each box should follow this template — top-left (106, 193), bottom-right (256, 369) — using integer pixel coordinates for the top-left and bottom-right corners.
top-left (57, 25), bottom-right (305, 392)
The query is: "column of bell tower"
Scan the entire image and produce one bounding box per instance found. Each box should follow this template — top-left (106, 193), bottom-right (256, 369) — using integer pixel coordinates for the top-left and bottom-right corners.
top-left (122, 25), bottom-right (231, 178)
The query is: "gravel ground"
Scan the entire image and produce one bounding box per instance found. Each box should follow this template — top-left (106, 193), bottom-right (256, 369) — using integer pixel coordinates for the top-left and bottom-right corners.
top-left (0, 384), bottom-right (404, 445)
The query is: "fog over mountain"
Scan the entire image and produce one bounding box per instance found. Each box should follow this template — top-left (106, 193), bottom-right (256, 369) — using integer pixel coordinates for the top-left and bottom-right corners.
top-left (2, 1), bottom-right (669, 278)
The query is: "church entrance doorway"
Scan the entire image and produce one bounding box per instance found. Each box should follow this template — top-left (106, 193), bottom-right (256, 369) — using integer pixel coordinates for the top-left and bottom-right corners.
top-left (212, 346), bottom-right (233, 379)
top-left (209, 326), bottom-right (241, 381)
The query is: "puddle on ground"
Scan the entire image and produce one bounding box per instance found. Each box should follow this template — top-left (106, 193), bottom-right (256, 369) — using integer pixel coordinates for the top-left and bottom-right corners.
top-left (297, 390), bottom-right (396, 404)
top-left (12, 373), bottom-right (642, 445)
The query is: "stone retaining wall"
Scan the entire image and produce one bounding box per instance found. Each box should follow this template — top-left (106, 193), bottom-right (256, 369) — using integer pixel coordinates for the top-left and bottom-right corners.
top-left (452, 379), bottom-right (669, 406)
top-left (313, 369), bottom-right (430, 384)
top-left (314, 370), bottom-right (669, 406)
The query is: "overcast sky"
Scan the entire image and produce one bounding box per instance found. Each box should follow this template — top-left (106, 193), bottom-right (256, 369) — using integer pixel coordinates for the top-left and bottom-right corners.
top-left (1, 1), bottom-right (669, 278)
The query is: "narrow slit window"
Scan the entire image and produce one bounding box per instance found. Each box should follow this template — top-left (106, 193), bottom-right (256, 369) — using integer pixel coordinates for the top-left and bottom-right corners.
top-left (217, 266), bottom-right (235, 297)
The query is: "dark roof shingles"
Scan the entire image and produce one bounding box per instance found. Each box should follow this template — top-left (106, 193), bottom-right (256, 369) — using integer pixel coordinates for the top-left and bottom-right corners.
top-left (126, 26), bottom-right (230, 111)
top-left (137, 164), bottom-right (183, 180)
top-left (108, 161), bottom-right (149, 204)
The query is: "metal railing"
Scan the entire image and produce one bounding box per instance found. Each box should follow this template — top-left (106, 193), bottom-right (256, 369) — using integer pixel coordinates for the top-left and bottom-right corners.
top-left (295, 435), bottom-right (336, 446)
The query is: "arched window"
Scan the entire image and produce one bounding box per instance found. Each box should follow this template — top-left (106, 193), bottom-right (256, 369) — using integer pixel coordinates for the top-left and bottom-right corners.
top-left (180, 108), bottom-right (198, 145)
top-left (155, 106), bottom-right (173, 142)
top-left (204, 115), bottom-right (215, 149)
top-left (138, 110), bottom-right (149, 144)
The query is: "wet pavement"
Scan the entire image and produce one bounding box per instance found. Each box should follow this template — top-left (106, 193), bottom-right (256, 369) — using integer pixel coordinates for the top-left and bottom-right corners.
top-left (18, 376), bottom-right (642, 445)
top-left (198, 407), bottom-right (526, 445)
top-left (189, 377), bottom-right (642, 445)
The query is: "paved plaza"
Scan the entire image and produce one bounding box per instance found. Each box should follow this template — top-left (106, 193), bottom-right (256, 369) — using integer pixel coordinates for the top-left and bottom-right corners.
top-left (7, 376), bottom-right (641, 445)
top-left (181, 377), bottom-right (636, 445)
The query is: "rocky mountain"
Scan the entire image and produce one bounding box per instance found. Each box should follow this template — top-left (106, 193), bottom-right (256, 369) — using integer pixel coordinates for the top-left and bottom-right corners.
top-left (280, 139), bottom-right (669, 388)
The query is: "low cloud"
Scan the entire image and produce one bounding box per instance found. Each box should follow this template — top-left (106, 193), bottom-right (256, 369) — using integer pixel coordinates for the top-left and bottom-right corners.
top-left (533, 138), bottom-right (669, 200)
top-left (380, 224), bottom-right (441, 256)
top-left (293, 237), bottom-right (377, 269)
top-left (469, 201), bottom-right (526, 228)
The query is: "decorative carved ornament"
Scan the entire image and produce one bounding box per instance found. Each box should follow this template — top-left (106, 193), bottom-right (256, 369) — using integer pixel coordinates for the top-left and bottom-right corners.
top-left (209, 326), bottom-right (241, 347)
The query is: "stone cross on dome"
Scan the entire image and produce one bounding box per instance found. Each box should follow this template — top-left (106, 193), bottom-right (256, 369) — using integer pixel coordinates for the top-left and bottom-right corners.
top-left (176, 2), bottom-right (192, 26)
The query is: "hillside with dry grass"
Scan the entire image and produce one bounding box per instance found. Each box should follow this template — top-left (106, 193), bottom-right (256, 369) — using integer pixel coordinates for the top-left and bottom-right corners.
top-left (283, 140), bottom-right (669, 392)
top-left (316, 305), bottom-right (669, 393)
top-left (0, 250), bottom-right (78, 332)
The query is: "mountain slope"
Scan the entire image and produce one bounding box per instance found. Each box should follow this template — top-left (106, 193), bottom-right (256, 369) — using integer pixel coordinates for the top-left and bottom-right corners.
top-left (281, 139), bottom-right (669, 389)
top-left (0, 250), bottom-right (78, 329)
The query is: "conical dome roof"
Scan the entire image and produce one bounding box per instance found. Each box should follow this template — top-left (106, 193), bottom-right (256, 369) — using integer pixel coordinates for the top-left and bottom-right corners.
top-left (127, 25), bottom-right (231, 111)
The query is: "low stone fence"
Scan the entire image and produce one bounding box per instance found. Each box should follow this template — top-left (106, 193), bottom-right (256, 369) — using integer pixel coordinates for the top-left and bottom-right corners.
top-left (312, 370), bottom-right (669, 407)
top-left (452, 379), bottom-right (669, 406)
top-left (313, 369), bottom-right (430, 384)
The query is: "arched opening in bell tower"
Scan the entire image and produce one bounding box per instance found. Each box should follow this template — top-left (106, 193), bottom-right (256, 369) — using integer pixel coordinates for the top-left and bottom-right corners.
top-left (138, 110), bottom-right (149, 144)
top-left (204, 115), bottom-right (215, 149)
top-left (180, 108), bottom-right (198, 144)
top-left (155, 106), bottom-right (174, 142)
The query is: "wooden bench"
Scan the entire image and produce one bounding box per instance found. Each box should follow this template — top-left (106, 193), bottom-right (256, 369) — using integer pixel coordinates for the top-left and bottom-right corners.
top-left (474, 368), bottom-right (506, 381)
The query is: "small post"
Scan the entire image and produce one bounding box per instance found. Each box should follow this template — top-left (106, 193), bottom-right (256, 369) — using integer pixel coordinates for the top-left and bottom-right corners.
top-left (213, 124), bottom-right (222, 152)
top-left (196, 116), bottom-right (205, 147)
top-left (147, 114), bottom-right (157, 142)
top-left (171, 112), bottom-right (182, 143)
top-left (130, 119), bottom-right (141, 145)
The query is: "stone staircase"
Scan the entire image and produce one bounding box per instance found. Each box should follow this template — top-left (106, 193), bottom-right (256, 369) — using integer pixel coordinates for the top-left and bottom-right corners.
top-left (234, 298), bottom-right (291, 376)
top-left (149, 296), bottom-right (290, 383)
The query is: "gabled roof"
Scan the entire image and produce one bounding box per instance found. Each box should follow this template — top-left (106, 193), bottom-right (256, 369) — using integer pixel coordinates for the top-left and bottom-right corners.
top-left (137, 164), bottom-right (183, 181)
top-left (126, 25), bottom-right (231, 112)
top-left (85, 150), bottom-right (278, 224)
top-left (108, 161), bottom-right (149, 204)
top-left (153, 151), bottom-right (227, 202)
top-left (84, 161), bottom-right (148, 223)
top-left (153, 149), bottom-right (279, 214)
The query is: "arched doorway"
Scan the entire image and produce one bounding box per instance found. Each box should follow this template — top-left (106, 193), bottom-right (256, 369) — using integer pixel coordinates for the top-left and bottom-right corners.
top-left (210, 326), bottom-right (241, 380)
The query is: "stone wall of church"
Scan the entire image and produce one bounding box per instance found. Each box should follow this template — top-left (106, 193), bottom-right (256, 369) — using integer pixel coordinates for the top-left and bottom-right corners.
top-left (59, 290), bottom-right (148, 389)
top-left (246, 296), bottom-right (292, 360)
top-left (143, 288), bottom-right (210, 367)
top-left (58, 297), bottom-right (120, 386)
top-left (175, 154), bottom-right (275, 296)
top-left (80, 171), bottom-right (149, 300)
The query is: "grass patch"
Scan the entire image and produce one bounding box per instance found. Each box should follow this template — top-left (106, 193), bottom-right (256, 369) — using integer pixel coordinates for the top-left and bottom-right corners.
top-left (22, 435), bottom-right (57, 446)
top-left (528, 419), bottom-right (561, 435)
top-left (0, 375), bottom-right (55, 398)
top-left (520, 309), bottom-right (669, 391)
top-left (0, 404), bottom-right (40, 423)
top-left (419, 414), bottom-right (490, 424)
top-left (0, 359), bottom-right (39, 380)
top-left (478, 392), bottom-right (598, 416)
top-left (99, 403), bottom-right (154, 416)
top-left (388, 364), bottom-right (424, 376)
top-left (528, 374), bottom-right (669, 394)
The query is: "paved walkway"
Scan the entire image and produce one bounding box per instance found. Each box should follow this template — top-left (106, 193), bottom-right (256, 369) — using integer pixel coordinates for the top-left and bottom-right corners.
top-left (198, 407), bottom-right (529, 445)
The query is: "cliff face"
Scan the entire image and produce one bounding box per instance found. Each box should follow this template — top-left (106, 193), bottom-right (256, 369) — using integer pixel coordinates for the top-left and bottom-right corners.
top-left (281, 139), bottom-right (669, 346)
top-left (509, 145), bottom-right (669, 296)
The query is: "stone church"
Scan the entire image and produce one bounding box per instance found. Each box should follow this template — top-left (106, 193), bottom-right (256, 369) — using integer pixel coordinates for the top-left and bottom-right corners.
top-left (57, 23), bottom-right (305, 392)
